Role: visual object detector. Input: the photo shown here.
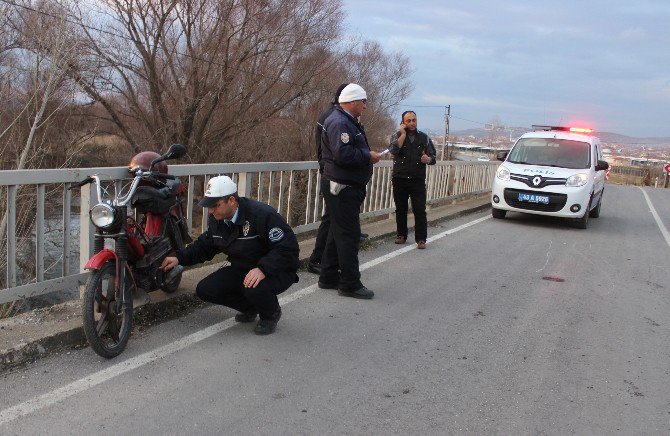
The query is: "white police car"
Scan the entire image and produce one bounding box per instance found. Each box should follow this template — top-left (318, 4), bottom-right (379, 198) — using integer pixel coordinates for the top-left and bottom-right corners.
top-left (491, 125), bottom-right (609, 229)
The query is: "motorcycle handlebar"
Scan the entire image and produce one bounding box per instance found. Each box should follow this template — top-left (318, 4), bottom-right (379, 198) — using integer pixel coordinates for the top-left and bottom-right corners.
top-left (72, 171), bottom-right (178, 205)
top-left (148, 172), bottom-right (175, 180)
top-left (68, 176), bottom-right (94, 190)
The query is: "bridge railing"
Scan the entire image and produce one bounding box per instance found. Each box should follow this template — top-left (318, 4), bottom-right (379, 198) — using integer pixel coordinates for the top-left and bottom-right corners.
top-left (0, 160), bottom-right (498, 304)
top-left (607, 165), bottom-right (669, 187)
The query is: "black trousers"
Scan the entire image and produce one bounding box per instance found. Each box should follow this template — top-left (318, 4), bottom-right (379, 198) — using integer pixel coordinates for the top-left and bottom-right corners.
top-left (309, 202), bottom-right (329, 263)
top-left (319, 177), bottom-right (366, 290)
top-left (392, 177), bottom-right (427, 242)
top-left (195, 267), bottom-right (296, 320)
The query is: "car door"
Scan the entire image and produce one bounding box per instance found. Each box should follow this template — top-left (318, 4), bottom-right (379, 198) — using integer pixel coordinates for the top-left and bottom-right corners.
top-left (593, 142), bottom-right (606, 200)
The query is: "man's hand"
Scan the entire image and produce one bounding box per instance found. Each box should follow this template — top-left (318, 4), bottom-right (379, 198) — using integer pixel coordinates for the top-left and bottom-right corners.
top-left (244, 267), bottom-right (266, 288)
top-left (396, 123), bottom-right (407, 147)
top-left (369, 150), bottom-right (382, 164)
top-left (421, 153), bottom-right (432, 164)
top-left (160, 256), bottom-right (179, 271)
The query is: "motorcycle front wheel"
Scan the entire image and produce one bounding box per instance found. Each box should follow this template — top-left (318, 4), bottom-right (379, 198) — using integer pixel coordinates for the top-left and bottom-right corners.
top-left (82, 261), bottom-right (133, 358)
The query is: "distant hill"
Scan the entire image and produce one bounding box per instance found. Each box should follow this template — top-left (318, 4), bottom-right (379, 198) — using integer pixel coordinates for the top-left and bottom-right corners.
top-left (448, 127), bottom-right (670, 147)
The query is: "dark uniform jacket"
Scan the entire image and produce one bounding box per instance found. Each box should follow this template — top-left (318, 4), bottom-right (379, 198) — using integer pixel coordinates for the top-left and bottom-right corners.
top-left (321, 107), bottom-right (373, 188)
top-left (315, 104), bottom-right (337, 174)
top-left (389, 129), bottom-right (437, 179)
top-left (176, 197), bottom-right (299, 278)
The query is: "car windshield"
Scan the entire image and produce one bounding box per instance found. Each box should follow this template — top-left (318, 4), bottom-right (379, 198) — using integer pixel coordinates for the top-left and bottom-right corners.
top-left (507, 138), bottom-right (591, 169)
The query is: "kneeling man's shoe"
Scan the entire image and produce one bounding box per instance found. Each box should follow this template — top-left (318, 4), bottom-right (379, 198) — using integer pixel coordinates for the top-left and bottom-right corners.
top-left (338, 286), bottom-right (374, 300)
top-left (254, 309), bottom-right (282, 335)
top-left (235, 310), bottom-right (258, 323)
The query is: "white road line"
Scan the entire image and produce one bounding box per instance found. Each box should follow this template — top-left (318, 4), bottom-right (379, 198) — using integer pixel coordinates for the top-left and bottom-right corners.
top-left (0, 213), bottom-right (491, 426)
top-left (638, 187), bottom-right (670, 248)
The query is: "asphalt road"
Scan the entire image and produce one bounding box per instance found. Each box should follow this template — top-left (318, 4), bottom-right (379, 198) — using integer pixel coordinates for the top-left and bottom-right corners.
top-left (1, 185), bottom-right (669, 435)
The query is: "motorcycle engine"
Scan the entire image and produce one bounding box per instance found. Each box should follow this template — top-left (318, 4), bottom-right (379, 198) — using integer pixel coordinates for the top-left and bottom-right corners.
top-left (134, 236), bottom-right (174, 290)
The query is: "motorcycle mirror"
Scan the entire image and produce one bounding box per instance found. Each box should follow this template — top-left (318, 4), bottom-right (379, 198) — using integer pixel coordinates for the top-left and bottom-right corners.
top-left (163, 143), bottom-right (187, 160)
top-left (149, 144), bottom-right (187, 170)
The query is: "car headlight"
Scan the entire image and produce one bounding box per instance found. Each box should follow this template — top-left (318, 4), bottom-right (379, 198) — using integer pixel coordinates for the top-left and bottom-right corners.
top-left (565, 173), bottom-right (588, 187)
top-left (90, 203), bottom-right (118, 229)
top-left (496, 166), bottom-right (510, 181)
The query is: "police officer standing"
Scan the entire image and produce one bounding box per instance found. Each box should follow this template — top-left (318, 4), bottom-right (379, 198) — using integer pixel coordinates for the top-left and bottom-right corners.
top-left (389, 111), bottom-right (437, 249)
top-left (160, 175), bottom-right (299, 335)
top-left (318, 83), bottom-right (382, 299)
top-left (307, 83), bottom-right (349, 275)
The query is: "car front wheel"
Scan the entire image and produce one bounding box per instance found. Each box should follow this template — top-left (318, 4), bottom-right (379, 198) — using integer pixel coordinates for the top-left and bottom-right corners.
top-left (589, 195), bottom-right (602, 218)
top-left (492, 208), bottom-right (506, 219)
top-left (572, 199), bottom-right (591, 229)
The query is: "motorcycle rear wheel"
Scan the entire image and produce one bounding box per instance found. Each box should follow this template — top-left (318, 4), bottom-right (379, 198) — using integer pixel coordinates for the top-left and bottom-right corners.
top-left (82, 261), bottom-right (133, 358)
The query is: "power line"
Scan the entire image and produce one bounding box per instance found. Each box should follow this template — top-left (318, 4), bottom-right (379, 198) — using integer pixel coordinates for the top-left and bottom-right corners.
top-left (399, 104), bottom-right (445, 108)
top-left (398, 103), bottom-right (489, 127)
top-left (450, 115), bottom-right (486, 127)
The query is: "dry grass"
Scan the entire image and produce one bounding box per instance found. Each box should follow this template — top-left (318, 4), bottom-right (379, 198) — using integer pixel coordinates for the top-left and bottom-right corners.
top-left (607, 173), bottom-right (643, 186)
top-left (80, 135), bottom-right (133, 167)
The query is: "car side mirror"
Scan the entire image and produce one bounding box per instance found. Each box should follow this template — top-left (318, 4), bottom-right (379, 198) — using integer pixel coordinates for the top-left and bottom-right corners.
top-left (496, 151), bottom-right (508, 161)
top-left (595, 160), bottom-right (609, 171)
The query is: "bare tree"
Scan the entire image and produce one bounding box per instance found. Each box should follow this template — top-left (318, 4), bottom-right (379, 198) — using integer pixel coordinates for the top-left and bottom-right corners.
top-left (343, 40), bottom-right (414, 148)
top-left (0, 0), bottom-right (89, 294)
top-left (59, 0), bottom-right (345, 162)
top-left (246, 39), bottom-right (415, 162)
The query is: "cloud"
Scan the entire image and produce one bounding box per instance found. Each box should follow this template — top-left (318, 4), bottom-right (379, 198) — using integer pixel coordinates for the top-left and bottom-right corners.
top-left (423, 93), bottom-right (519, 110)
top-left (341, 0), bottom-right (670, 136)
top-left (617, 27), bottom-right (646, 41)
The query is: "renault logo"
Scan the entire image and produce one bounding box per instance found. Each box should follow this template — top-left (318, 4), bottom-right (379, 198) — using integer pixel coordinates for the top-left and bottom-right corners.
top-left (532, 176), bottom-right (542, 186)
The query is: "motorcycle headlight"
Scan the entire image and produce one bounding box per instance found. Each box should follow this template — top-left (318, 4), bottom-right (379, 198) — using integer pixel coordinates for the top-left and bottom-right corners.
top-left (90, 203), bottom-right (118, 229)
top-left (566, 173), bottom-right (588, 187)
top-left (496, 166), bottom-right (510, 181)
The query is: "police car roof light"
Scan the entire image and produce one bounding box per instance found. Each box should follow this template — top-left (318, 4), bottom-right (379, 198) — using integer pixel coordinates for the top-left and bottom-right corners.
top-left (531, 125), bottom-right (593, 134)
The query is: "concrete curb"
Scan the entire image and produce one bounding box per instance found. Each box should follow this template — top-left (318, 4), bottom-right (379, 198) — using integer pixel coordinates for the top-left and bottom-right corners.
top-left (1, 196), bottom-right (491, 372)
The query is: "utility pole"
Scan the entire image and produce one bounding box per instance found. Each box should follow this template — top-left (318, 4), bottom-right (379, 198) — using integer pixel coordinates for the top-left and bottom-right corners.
top-left (444, 105), bottom-right (451, 160)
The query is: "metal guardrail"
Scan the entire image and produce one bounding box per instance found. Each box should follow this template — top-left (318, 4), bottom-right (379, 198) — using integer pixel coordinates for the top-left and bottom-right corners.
top-left (608, 165), bottom-right (669, 187)
top-left (0, 160), bottom-right (498, 304)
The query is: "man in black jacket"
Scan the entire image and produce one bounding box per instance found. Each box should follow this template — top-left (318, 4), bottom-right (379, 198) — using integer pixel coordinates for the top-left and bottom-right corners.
top-left (388, 111), bottom-right (437, 249)
top-left (160, 175), bottom-right (299, 335)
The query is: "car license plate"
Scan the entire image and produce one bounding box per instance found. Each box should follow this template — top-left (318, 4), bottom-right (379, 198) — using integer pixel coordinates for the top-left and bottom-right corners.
top-left (518, 193), bottom-right (549, 204)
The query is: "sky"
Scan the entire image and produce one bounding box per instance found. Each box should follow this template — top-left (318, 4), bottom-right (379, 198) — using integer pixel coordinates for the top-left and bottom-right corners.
top-left (341, 0), bottom-right (670, 138)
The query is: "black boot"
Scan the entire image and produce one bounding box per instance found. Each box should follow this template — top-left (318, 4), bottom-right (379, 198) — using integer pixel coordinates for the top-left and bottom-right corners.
top-left (254, 309), bottom-right (282, 335)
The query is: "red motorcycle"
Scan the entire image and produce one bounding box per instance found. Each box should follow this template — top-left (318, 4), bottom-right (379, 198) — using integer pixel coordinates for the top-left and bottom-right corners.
top-left (72, 143), bottom-right (189, 358)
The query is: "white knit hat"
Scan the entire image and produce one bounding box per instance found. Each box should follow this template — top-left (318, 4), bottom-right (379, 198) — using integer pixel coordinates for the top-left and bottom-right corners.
top-left (338, 84), bottom-right (367, 103)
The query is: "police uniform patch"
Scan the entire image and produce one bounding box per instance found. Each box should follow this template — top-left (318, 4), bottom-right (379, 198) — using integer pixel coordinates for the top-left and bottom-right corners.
top-left (243, 221), bottom-right (250, 236)
top-left (341, 132), bottom-right (350, 144)
top-left (268, 227), bottom-right (284, 242)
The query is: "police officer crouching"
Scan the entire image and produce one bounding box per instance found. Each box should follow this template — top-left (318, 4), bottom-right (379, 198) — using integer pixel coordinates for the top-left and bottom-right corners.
top-left (160, 176), bottom-right (300, 335)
